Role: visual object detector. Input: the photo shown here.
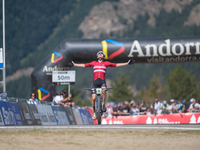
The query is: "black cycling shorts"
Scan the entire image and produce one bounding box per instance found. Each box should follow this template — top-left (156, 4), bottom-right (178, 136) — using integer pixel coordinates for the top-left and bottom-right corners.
top-left (91, 78), bottom-right (107, 94)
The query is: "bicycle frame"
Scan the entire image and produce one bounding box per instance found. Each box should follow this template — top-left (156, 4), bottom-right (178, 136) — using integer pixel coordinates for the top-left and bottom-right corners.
top-left (85, 87), bottom-right (112, 125)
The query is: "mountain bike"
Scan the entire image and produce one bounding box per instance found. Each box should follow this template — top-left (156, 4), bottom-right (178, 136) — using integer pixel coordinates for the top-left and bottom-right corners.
top-left (85, 87), bottom-right (112, 125)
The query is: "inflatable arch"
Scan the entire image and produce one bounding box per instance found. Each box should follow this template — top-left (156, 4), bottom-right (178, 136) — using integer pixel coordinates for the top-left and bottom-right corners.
top-left (31, 36), bottom-right (200, 101)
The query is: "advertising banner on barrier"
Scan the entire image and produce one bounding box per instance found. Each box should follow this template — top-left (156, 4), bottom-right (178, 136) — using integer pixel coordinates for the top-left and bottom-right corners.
top-left (79, 109), bottom-right (89, 125)
top-left (72, 108), bottom-right (82, 125)
top-left (9, 102), bottom-right (23, 125)
top-left (43, 105), bottom-right (57, 125)
top-left (87, 108), bottom-right (98, 124)
top-left (4, 102), bottom-right (17, 125)
top-left (0, 101), bottom-right (16, 126)
top-left (36, 104), bottom-right (50, 125)
top-left (63, 107), bottom-right (77, 125)
top-left (17, 102), bottom-right (33, 125)
top-left (101, 113), bottom-right (200, 125)
top-left (0, 101), bottom-right (5, 125)
top-left (85, 110), bottom-right (94, 125)
top-left (27, 104), bottom-right (42, 125)
top-left (52, 106), bottom-right (69, 125)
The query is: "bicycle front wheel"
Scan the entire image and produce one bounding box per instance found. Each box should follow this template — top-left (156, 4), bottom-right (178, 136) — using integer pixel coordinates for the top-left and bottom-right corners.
top-left (97, 97), bottom-right (101, 125)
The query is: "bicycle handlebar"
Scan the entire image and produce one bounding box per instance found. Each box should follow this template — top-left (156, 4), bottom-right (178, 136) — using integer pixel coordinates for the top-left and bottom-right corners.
top-left (85, 87), bottom-right (112, 91)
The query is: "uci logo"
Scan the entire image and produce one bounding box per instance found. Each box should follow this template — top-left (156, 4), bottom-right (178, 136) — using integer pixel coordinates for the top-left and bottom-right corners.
top-left (102, 39), bottom-right (125, 60)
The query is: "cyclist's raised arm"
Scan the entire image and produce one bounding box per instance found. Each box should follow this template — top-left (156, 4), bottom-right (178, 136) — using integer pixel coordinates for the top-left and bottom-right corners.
top-left (74, 63), bottom-right (85, 67)
top-left (116, 59), bottom-right (135, 67)
top-left (68, 61), bottom-right (85, 67)
top-left (116, 62), bottom-right (128, 67)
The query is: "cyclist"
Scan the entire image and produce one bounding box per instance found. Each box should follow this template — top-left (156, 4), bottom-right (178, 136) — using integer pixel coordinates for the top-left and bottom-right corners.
top-left (68, 51), bottom-right (134, 120)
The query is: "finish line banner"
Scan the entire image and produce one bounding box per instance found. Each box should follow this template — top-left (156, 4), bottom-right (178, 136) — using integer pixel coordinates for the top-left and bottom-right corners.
top-left (101, 113), bottom-right (200, 125)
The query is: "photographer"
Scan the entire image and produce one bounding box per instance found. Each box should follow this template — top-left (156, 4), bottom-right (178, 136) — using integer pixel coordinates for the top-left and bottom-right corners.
top-left (60, 90), bottom-right (72, 107)
top-left (160, 101), bottom-right (169, 114)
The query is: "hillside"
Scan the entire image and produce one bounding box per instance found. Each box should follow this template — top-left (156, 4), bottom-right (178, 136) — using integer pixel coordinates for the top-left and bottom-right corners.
top-left (1, 0), bottom-right (200, 99)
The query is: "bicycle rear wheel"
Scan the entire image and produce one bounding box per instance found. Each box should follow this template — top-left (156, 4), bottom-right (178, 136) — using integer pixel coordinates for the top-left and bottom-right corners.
top-left (97, 97), bottom-right (101, 125)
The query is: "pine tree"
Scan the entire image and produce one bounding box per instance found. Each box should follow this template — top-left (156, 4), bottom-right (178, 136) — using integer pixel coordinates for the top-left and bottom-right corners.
top-left (167, 65), bottom-right (197, 101)
top-left (147, 74), bottom-right (161, 98)
top-left (108, 73), bottom-right (134, 102)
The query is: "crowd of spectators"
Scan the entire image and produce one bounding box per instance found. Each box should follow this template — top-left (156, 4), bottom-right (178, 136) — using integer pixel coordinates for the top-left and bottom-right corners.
top-left (27, 91), bottom-right (200, 117)
top-left (28, 90), bottom-right (77, 109)
top-left (104, 97), bottom-right (200, 117)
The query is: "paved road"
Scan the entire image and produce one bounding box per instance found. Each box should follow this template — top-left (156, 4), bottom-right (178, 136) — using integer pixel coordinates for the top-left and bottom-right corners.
top-left (0, 124), bottom-right (199, 130)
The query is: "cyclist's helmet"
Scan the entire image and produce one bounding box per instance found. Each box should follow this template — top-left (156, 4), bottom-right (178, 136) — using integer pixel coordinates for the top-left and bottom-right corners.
top-left (97, 51), bottom-right (105, 57)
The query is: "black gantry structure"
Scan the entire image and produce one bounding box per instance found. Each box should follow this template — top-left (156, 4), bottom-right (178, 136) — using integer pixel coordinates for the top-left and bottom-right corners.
top-left (31, 36), bottom-right (200, 101)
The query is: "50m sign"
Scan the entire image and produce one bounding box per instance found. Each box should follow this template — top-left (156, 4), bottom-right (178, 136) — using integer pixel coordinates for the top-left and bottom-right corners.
top-left (52, 71), bottom-right (76, 83)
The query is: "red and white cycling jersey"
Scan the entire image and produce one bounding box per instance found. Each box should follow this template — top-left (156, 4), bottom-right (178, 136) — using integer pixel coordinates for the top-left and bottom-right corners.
top-left (85, 61), bottom-right (117, 80)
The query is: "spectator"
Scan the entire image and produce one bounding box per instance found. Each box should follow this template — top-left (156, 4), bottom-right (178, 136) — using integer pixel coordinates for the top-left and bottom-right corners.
top-left (28, 92), bottom-right (39, 105)
top-left (153, 97), bottom-right (162, 114)
top-left (160, 100), bottom-right (169, 114)
top-left (84, 105), bottom-right (88, 110)
top-left (149, 102), bottom-right (155, 114)
top-left (171, 99), bottom-right (179, 113)
top-left (130, 103), bottom-right (139, 115)
top-left (129, 100), bottom-right (135, 109)
top-left (124, 100), bottom-right (130, 113)
top-left (136, 103), bottom-right (140, 109)
top-left (178, 100), bottom-right (187, 113)
top-left (188, 98), bottom-right (194, 111)
top-left (168, 99), bottom-right (174, 114)
top-left (71, 102), bottom-right (76, 110)
top-left (119, 103), bottom-right (130, 115)
top-left (139, 100), bottom-right (149, 115)
top-left (118, 102), bottom-right (124, 113)
top-left (61, 90), bottom-right (72, 105)
top-left (189, 98), bottom-right (199, 112)
top-left (105, 103), bottom-right (113, 117)
top-left (52, 92), bottom-right (65, 106)
top-left (112, 101), bottom-right (119, 116)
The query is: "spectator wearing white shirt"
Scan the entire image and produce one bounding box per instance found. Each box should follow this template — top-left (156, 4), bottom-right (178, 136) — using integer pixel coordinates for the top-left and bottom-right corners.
top-left (60, 90), bottom-right (72, 107)
top-left (27, 92), bottom-right (39, 105)
top-left (189, 98), bottom-right (194, 111)
top-left (154, 97), bottom-right (162, 114)
top-left (168, 99), bottom-right (174, 113)
top-left (189, 98), bottom-right (199, 112)
top-left (130, 103), bottom-right (140, 115)
top-left (172, 99), bottom-right (179, 113)
top-left (52, 92), bottom-right (65, 106)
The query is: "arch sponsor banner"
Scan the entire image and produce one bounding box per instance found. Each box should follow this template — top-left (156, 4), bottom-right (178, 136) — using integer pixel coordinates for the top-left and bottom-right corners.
top-left (72, 108), bottom-right (82, 125)
top-left (9, 102), bottom-right (23, 126)
top-left (100, 113), bottom-right (200, 125)
top-left (43, 105), bottom-right (57, 125)
top-left (63, 107), bottom-right (77, 125)
top-left (17, 102), bottom-right (33, 125)
top-left (51, 106), bottom-right (69, 125)
top-left (27, 104), bottom-right (42, 125)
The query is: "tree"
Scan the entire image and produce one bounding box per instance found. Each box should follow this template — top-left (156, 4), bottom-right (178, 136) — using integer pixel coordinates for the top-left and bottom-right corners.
top-left (147, 74), bottom-right (161, 98)
top-left (167, 65), bottom-right (197, 101)
top-left (108, 73), bottom-right (134, 102)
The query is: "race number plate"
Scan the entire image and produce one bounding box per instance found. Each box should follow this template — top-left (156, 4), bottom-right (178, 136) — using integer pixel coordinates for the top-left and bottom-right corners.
top-left (96, 88), bottom-right (102, 94)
